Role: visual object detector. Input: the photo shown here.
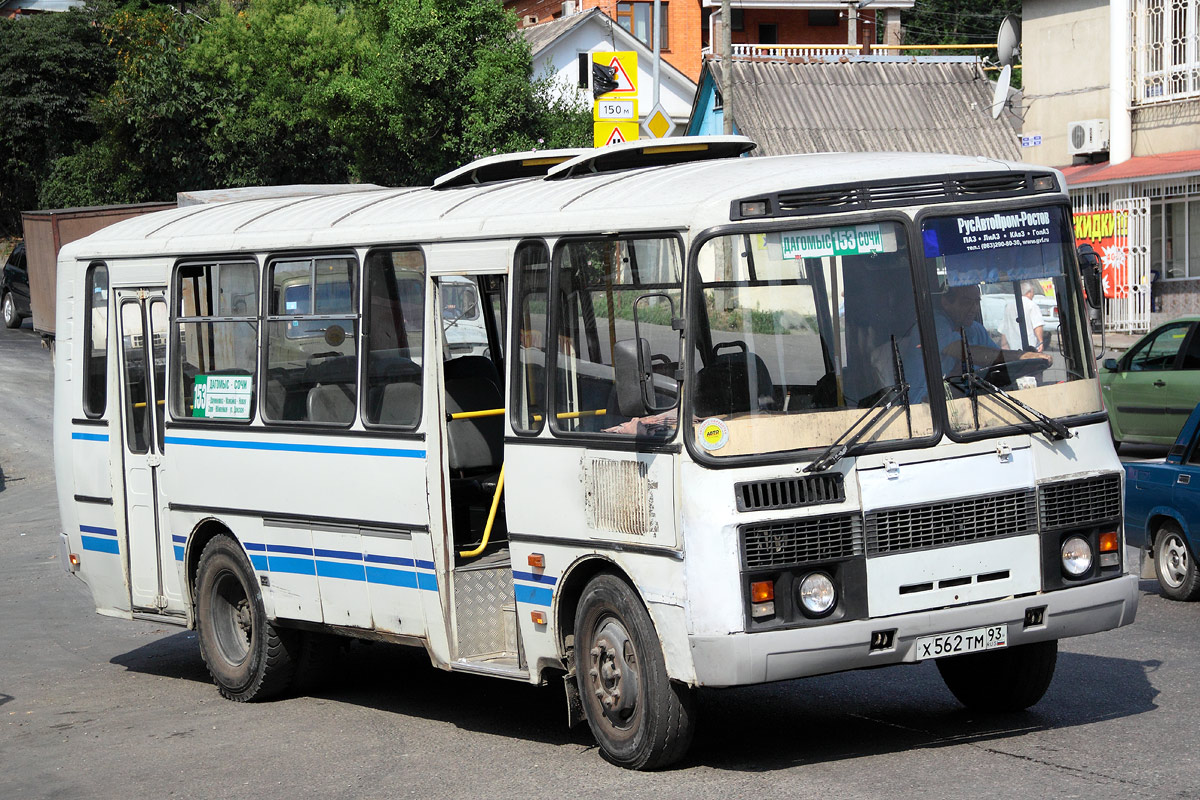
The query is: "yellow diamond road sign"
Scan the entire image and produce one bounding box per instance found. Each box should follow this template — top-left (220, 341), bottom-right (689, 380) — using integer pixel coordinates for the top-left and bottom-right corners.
top-left (644, 105), bottom-right (674, 139)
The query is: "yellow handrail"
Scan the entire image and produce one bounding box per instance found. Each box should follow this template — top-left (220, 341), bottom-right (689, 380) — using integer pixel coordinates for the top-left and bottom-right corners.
top-left (532, 408), bottom-right (607, 422)
top-left (459, 463), bottom-right (505, 558)
top-left (448, 408), bottom-right (505, 420)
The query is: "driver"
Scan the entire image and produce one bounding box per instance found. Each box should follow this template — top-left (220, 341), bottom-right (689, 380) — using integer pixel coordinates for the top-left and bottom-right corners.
top-left (904, 285), bottom-right (1051, 401)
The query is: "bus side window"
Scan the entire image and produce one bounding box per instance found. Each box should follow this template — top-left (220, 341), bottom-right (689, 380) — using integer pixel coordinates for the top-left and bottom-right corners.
top-left (511, 241), bottom-right (550, 434)
top-left (552, 236), bottom-right (682, 437)
top-left (264, 255), bottom-right (358, 425)
top-left (363, 249), bottom-right (424, 427)
top-left (83, 263), bottom-right (109, 418)
top-left (172, 260), bottom-right (259, 422)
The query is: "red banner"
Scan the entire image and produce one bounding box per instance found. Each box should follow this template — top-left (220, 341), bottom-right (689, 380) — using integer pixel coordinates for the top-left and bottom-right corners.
top-left (1073, 210), bottom-right (1129, 299)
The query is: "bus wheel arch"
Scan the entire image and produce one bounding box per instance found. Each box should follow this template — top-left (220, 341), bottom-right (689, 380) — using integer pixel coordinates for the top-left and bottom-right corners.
top-left (185, 518), bottom-right (239, 614)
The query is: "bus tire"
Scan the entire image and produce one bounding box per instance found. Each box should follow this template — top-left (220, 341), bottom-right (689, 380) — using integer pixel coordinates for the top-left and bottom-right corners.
top-left (574, 573), bottom-right (695, 770)
top-left (936, 639), bottom-right (1057, 712)
top-left (195, 534), bottom-right (298, 702)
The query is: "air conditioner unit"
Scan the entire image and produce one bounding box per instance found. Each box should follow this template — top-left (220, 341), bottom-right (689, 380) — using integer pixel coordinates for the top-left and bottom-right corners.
top-left (1067, 119), bottom-right (1109, 156)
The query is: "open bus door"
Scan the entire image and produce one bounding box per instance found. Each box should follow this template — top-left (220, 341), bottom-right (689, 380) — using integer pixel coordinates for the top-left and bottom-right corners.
top-left (114, 288), bottom-right (185, 615)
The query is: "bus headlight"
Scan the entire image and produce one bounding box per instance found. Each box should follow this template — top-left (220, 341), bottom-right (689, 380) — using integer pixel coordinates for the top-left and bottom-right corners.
top-left (798, 572), bottom-right (837, 617)
top-left (1061, 536), bottom-right (1093, 577)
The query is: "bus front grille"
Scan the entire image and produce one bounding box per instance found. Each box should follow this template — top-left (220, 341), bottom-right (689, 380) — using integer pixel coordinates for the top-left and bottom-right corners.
top-left (741, 514), bottom-right (863, 569)
top-left (1038, 473), bottom-right (1122, 530)
top-left (864, 490), bottom-right (1037, 555)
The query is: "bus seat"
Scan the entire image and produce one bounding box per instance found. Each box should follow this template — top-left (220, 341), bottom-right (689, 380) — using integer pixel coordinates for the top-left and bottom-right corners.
top-left (445, 377), bottom-right (503, 474)
top-left (307, 383), bottom-right (356, 424)
top-left (378, 381), bottom-right (421, 426)
top-left (444, 355), bottom-right (500, 392)
top-left (695, 351), bottom-right (776, 417)
top-left (265, 378), bottom-right (287, 420)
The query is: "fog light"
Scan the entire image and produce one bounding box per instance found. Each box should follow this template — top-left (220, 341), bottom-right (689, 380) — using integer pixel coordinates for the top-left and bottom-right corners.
top-left (1061, 536), bottom-right (1093, 577)
top-left (798, 572), bottom-right (836, 617)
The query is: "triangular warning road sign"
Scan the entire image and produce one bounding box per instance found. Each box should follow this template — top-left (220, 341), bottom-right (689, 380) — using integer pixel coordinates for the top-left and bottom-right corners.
top-left (608, 56), bottom-right (636, 94)
top-left (605, 126), bottom-right (627, 146)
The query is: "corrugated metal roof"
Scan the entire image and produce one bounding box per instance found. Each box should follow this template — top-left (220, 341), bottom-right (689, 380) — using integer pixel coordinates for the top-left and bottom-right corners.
top-left (713, 59), bottom-right (1021, 161)
top-left (1062, 149), bottom-right (1200, 186)
top-left (520, 9), bottom-right (600, 57)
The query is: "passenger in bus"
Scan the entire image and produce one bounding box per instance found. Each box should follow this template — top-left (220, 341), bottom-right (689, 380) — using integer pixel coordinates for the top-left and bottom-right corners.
top-left (903, 285), bottom-right (1051, 401)
top-left (1000, 280), bottom-right (1046, 353)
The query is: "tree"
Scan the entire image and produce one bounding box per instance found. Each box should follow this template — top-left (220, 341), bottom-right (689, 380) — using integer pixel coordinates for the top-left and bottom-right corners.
top-left (902, 0), bottom-right (1021, 46)
top-left (0, 11), bottom-right (113, 234)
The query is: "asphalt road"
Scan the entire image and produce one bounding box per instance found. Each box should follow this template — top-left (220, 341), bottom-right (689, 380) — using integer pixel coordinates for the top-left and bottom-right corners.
top-left (2, 319), bottom-right (1198, 800)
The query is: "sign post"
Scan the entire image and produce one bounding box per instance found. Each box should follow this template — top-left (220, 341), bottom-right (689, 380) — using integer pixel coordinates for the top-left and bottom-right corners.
top-left (592, 51), bottom-right (639, 147)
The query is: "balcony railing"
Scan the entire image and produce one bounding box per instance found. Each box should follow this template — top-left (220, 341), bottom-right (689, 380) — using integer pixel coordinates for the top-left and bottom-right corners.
top-left (701, 43), bottom-right (995, 62)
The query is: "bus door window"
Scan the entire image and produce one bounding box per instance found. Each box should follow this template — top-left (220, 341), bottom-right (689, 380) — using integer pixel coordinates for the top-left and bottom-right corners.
top-left (363, 249), bottom-right (424, 427)
top-left (551, 236), bottom-right (683, 438)
top-left (264, 255), bottom-right (358, 424)
top-left (120, 301), bottom-right (152, 454)
top-left (83, 264), bottom-right (109, 418)
top-left (511, 241), bottom-right (550, 434)
top-left (172, 261), bottom-right (259, 423)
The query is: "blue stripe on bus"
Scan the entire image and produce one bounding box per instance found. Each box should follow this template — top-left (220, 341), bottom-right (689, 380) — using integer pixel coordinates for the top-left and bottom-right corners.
top-left (244, 541), bottom-right (266, 551)
top-left (316, 559), bottom-right (367, 582)
top-left (72, 432), bottom-right (109, 442)
top-left (314, 548), bottom-right (363, 561)
top-left (172, 534), bottom-right (187, 544)
top-left (365, 565), bottom-right (419, 588)
top-left (511, 570), bottom-right (557, 585)
top-left (415, 559), bottom-right (435, 571)
top-left (249, 554), bottom-right (269, 571)
top-left (266, 555), bottom-right (317, 576)
top-left (163, 436), bottom-right (425, 459)
top-left (417, 571), bottom-right (438, 591)
top-left (365, 554), bottom-right (414, 567)
top-left (514, 584), bottom-right (553, 607)
top-left (81, 525), bottom-right (118, 537)
top-left (174, 546), bottom-right (185, 562)
top-left (82, 535), bottom-right (120, 554)
top-left (267, 544), bottom-right (314, 556)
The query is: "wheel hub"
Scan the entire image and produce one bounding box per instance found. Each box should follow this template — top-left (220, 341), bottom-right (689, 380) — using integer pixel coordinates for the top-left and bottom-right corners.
top-left (588, 619), bottom-right (640, 727)
top-left (1162, 535), bottom-right (1189, 588)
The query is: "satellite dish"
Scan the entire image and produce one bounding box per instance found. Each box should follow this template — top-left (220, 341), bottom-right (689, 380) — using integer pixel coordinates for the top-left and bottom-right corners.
top-left (997, 14), bottom-right (1021, 68)
top-left (991, 65), bottom-right (1012, 120)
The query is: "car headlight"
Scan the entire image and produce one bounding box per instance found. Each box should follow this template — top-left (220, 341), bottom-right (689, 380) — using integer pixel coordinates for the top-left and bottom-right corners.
top-left (798, 572), bottom-right (837, 617)
top-left (1061, 535), bottom-right (1093, 577)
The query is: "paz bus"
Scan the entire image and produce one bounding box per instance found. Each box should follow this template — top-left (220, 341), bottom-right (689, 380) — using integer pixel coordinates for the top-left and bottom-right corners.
top-left (53, 137), bottom-right (1138, 769)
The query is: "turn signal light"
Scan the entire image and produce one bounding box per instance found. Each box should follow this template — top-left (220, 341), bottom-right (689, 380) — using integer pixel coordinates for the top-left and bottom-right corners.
top-left (750, 580), bottom-right (774, 603)
top-left (1099, 531), bottom-right (1119, 553)
top-left (530, 611), bottom-right (546, 625)
top-left (527, 553), bottom-right (545, 568)
top-left (69, 553), bottom-right (80, 567)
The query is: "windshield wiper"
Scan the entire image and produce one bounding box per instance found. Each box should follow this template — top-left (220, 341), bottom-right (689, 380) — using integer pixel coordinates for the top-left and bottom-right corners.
top-left (805, 337), bottom-right (911, 473)
top-left (958, 372), bottom-right (1072, 441)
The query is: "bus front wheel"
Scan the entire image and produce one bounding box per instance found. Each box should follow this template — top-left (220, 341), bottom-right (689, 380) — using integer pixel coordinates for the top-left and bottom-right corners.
top-left (195, 534), bottom-right (299, 702)
top-left (574, 574), bottom-right (695, 770)
top-left (936, 639), bottom-right (1058, 712)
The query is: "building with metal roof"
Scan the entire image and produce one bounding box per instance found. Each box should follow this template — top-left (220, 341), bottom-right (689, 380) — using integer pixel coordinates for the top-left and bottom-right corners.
top-left (686, 56), bottom-right (1021, 162)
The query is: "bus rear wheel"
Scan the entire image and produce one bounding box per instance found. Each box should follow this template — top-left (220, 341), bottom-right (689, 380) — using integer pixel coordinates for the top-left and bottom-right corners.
top-left (936, 639), bottom-right (1058, 712)
top-left (574, 574), bottom-right (695, 770)
top-left (195, 534), bottom-right (299, 702)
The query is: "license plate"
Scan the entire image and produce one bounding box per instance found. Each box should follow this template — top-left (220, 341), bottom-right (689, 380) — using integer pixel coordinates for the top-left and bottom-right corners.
top-left (914, 625), bottom-right (1007, 660)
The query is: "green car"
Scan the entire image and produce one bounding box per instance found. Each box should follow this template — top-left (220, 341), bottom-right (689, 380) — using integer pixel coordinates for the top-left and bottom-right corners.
top-left (1100, 316), bottom-right (1200, 447)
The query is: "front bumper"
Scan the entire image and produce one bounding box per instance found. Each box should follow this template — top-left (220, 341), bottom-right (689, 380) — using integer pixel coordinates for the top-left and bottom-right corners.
top-left (689, 573), bottom-right (1138, 687)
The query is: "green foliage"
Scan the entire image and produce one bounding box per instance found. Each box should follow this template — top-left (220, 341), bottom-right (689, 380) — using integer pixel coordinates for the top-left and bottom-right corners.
top-left (902, 0), bottom-right (1021, 45)
top-left (0, 10), bottom-right (113, 233)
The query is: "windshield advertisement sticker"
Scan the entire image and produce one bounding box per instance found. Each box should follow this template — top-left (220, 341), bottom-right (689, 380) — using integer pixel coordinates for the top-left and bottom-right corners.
top-left (924, 209), bottom-right (1063, 259)
top-left (780, 224), bottom-right (891, 259)
top-left (698, 418), bottom-right (729, 451)
top-left (193, 374), bottom-right (252, 419)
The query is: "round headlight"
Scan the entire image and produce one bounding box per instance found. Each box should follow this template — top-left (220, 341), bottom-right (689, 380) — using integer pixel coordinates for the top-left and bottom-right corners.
top-left (798, 572), bottom-right (837, 616)
top-left (1061, 535), bottom-right (1093, 577)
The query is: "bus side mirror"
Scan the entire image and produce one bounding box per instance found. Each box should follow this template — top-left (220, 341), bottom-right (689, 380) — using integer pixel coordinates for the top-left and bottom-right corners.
top-left (1077, 243), bottom-right (1102, 310)
top-left (614, 338), bottom-right (653, 417)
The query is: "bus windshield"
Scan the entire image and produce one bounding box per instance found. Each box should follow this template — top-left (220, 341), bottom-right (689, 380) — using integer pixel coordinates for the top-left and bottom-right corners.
top-left (689, 220), bottom-right (933, 458)
top-left (919, 205), bottom-right (1100, 434)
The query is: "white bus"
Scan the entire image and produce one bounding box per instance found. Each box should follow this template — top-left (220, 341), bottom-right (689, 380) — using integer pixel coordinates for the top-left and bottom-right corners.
top-left (54, 138), bottom-right (1138, 769)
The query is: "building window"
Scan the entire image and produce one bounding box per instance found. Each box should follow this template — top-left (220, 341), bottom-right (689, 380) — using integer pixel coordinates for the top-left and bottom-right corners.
top-left (809, 10), bottom-right (839, 27)
top-left (1151, 197), bottom-right (1200, 278)
top-left (731, 9), bottom-right (744, 32)
top-left (1133, 0), bottom-right (1200, 104)
top-left (758, 23), bottom-right (778, 45)
top-left (617, 2), bottom-right (668, 50)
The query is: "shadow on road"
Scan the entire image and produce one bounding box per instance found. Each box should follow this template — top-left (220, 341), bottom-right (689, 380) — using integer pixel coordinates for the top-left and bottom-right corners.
top-left (111, 632), bottom-right (1157, 769)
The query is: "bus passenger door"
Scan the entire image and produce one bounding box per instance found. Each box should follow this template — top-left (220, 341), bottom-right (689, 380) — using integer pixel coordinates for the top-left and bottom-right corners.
top-left (116, 289), bottom-right (181, 614)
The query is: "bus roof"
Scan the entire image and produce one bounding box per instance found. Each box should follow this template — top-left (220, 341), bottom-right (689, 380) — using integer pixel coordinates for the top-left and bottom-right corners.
top-left (63, 149), bottom-right (1054, 262)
